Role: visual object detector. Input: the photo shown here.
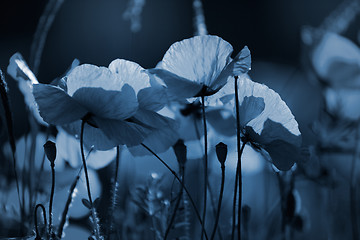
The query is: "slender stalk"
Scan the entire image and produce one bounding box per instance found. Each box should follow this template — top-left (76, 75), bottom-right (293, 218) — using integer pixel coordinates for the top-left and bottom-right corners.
top-left (350, 124), bottom-right (360, 240)
top-left (233, 75), bottom-right (248, 240)
top-left (48, 159), bottom-right (56, 236)
top-left (201, 94), bottom-right (208, 240)
top-left (210, 162), bottom-right (226, 240)
top-left (0, 70), bottom-right (24, 229)
top-left (107, 146), bottom-right (120, 239)
top-left (57, 166), bottom-right (83, 239)
top-left (276, 172), bottom-right (286, 240)
top-left (164, 166), bottom-right (185, 239)
top-left (192, 0), bottom-right (208, 36)
top-left (30, 0), bottom-right (65, 75)
top-left (141, 143), bottom-right (209, 240)
top-left (80, 120), bottom-right (102, 240)
top-left (34, 204), bottom-right (47, 240)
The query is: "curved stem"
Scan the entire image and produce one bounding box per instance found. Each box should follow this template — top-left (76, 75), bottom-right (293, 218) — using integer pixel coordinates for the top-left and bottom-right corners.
top-left (164, 166), bottom-right (185, 239)
top-left (80, 120), bottom-right (101, 240)
top-left (35, 203), bottom-right (47, 239)
top-left (107, 146), bottom-right (120, 239)
top-left (48, 160), bottom-right (55, 236)
top-left (57, 166), bottom-right (83, 239)
top-left (141, 143), bottom-right (209, 240)
top-left (201, 94), bottom-right (208, 240)
top-left (210, 163), bottom-right (226, 240)
top-left (351, 124), bottom-right (360, 240)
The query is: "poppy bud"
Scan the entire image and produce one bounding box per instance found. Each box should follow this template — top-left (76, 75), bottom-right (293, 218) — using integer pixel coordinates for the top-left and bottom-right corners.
top-left (44, 140), bottom-right (56, 167)
top-left (173, 139), bottom-right (187, 167)
top-left (216, 142), bottom-right (227, 165)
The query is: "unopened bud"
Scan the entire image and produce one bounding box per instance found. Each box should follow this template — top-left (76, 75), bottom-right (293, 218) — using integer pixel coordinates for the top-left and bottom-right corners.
top-left (44, 140), bottom-right (56, 166)
top-left (216, 142), bottom-right (227, 165)
top-left (173, 139), bottom-right (187, 167)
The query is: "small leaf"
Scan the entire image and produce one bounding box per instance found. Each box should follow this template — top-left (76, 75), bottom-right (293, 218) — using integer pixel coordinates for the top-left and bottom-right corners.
top-left (82, 199), bottom-right (91, 209)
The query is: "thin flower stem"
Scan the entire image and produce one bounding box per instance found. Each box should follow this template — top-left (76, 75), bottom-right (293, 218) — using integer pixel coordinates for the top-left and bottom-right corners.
top-left (48, 160), bottom-right (56, 236)
top-left (57, 165), bottom-right (83, 239)
top-left (210, 163), bottom-right (226, 240)
top-left (80, 120), bottom-right (102, 240)
top-left (141, 143), bottom-right (209, 240)
top-left (0, 70), bottom-right (24, 229)
top-left (164, 166), bottom-right (185, 239)
top-left (192, 0), bottom-right (208, 36)
top-left (350, 123), bottom-right (360, 240)
top-left (107, 146), bottom-right (120, 239)
top-left (234, 75), bottom-right (246, 240)
top-left (35, 203), bottom-right (47, 240)
top-left (276, 172), bottom-right (286, 240)
top-left (201, 94), bottom-right (208, 240)
top-left (30, 0), bottom-right (65, 75)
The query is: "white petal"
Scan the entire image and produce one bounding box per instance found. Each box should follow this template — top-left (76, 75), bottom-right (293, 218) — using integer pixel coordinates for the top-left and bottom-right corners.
top-left (237, 76), bottom-right (301, 138)
top-left (33, 84), bottom-right (88, 125)
top-left (72, 84), bottom-right (138, 120)
top-left (312, 32), bottom-right (360, 86)
top-left (66, 64), bottom-right (123, 96)
top-left (160, 35), bottom-right (233, 88)
top-left (108, 59), bottom-right (151, 94)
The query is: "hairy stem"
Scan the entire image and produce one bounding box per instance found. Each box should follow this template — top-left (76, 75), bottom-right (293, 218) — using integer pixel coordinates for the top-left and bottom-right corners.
top-left (48, 160), bottom-right (55, 236)
top-left (80, 120), bottom-right (102, 240)
top-left (141, 143), bottom-right (209, 240)
top-left (164, 166), bottom-right (185, 239)
top-left (35, 204), bottom-right (47, 240)
top-left (107, 146), bottom-right (120, 239)
top-left (57, 166), bottom-right (83, 239)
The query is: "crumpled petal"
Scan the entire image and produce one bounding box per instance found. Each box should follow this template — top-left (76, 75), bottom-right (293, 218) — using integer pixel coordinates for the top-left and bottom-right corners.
top-left (238, 96), bottom-right (265, 127)
top-left (312, 32), bottom-right (360, 86)
top-left (128, 116), bottom-right (179, 156)
top-left (94, 117), bottom-right (151, 147)
top-left (147, 68), bottom-right (203, 99)
top-left (263, 140), bottom-right (300, 171)
top-left (66, 64), bottom-right (124, 96)
top-left (211, 46), bottom-right (251, 91)
top-left (160, 35), bottom-right (233, 88)
top-left (137, 86), bottom-right (167, 111)
top-left (33, 84), bottom-right (88, 125)
top-left (7, 52), bottom-right (48, 125)
top-left (236, 76), bottom-right (300, 138)
top-left (72, 84), bottom-right (138, 120)
top-left (108, 59), bottom-right (151, 94)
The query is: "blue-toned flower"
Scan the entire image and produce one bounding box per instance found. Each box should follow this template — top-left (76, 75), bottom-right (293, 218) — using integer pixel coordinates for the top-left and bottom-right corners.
top-left (148, 35), bottom-right (251, 99)
top-left (33, 59), bottom-right (178, 151)
top-left (211, 76), bottom-right (302, 171)
top-left (309, 32), bottom-right (360, 120)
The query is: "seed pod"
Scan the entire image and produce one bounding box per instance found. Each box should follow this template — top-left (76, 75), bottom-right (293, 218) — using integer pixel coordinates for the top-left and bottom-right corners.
top-left (44, 140), bottom-right (56, 167)
top-left (216, 142), bottom-right (228, 165)
top-left (173, 139), bottom-right (187, 167)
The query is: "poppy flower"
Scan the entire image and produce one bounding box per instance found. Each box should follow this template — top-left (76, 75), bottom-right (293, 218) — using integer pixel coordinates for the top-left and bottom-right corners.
top-left (147, 35), bottom-right (251, 99)
top-left (7, 52), bottom-right (80, 126)
top-left (309, 32), bottom-right (360, 120)
top-left (33, 59), bottom-right (178, 151)
top-left (210, 76), bottom-right (302, 171)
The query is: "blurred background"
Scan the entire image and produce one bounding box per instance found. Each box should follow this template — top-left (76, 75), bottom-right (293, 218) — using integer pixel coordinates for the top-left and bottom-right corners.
top-left (1, 0), bottom-right (360, 239)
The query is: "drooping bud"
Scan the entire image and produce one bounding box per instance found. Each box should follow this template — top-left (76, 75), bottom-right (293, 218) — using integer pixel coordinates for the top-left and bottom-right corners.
top-left (173, 139), bottom-right (187, 167)
top-left (216, 142), bottom-right (227, 166)
top-left (44, 140), bottom-right (56, 167)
